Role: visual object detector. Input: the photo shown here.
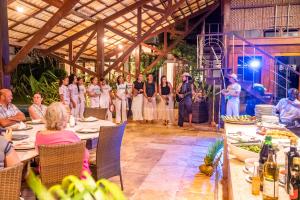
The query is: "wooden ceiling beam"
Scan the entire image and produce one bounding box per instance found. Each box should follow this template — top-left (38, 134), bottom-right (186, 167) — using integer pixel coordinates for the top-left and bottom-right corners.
top-left (103, 0), bottom-right (187, 76)
top-left (72, 30), bottom-right (96, 62)
top-left (105, 25), bottom-right (135, 42)
top-left (143, 5), bottom-right (165, 13)
top-left (45, 0), bottom-right (152, 54)
top-left (141, 43), bottom-right (164, 55)
top-left (50, 53), bottom-right (98, 76)
top-left (143, 2), bottom-right (219, 74)
top-left (6, 0), bottom-right (80, 73)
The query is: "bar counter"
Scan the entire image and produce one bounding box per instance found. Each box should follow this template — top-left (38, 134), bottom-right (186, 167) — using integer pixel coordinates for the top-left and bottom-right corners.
top-left (223, 123), bottom-right (290, 200)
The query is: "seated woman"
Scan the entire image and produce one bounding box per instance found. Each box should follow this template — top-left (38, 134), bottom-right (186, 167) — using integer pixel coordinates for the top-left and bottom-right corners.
top-left (35, 102), bottom-right (90, 175)
top-left (28, 93), bottom-right (47, 121)
top-left (0, 128), bottom-right (20, 169)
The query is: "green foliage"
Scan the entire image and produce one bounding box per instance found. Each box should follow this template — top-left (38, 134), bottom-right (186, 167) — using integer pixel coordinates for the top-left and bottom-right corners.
top-left (206, 139), bottom-right (224, 161)
top-left (26, 169), bottom-right (127, 200)
top-left (13, 70), bottom-right (60, 105)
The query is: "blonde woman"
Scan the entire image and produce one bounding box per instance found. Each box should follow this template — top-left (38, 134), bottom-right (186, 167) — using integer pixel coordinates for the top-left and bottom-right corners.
top-left (157, 75), bottom-right (174, 125)
top-left (35, 102), bottom-right (90, 176)
top-left (143, 73), bottom-right (157, 122)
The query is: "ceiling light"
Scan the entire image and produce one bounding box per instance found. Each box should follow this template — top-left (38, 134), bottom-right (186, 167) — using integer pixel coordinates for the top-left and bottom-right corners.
top-left (118, 44), bottom-right (123, 50)
top-left (16, 6), bottom-right (24, 13)
top-left (102, 37), bottom-right (107, 43)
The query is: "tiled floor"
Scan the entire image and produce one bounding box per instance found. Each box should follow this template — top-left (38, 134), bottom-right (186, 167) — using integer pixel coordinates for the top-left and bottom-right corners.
top-left (22, 122), bottom-right (222, 200)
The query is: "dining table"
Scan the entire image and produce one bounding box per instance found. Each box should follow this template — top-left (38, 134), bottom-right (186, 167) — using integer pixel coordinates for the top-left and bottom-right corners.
top-left (11, 119), bottom-right (116, 162)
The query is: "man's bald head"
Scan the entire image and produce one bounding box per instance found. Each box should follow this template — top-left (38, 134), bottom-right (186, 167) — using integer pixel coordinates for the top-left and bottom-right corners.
top-left (0, 89), bottom-right (13, 104)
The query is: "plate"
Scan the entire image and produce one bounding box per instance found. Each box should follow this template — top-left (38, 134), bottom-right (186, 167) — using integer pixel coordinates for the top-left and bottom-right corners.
top-left (76, 128), bottom-right (99, 134)
top-left (12, 134), bottom-right (29, 141)
top-left (13, 142), bottom-right (35, 150)
top-left (26, 120), bottom-right (44, 125)
top-left (11, 125), bottom-right (33, 131)
top-left (78, 118), bottom-right (99, 122)
top-left (225, 120), bottom-right (256, 125)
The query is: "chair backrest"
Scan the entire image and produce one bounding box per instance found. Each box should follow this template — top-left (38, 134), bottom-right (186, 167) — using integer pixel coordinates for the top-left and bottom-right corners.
top-left (0, 163), bottom-right (24, 200)
top-left (95, 122), bottom-right (127, 179)
top-left (84, 107), bottom-right (107, 120)
top-left (38, 141), bottom-right (86, 188)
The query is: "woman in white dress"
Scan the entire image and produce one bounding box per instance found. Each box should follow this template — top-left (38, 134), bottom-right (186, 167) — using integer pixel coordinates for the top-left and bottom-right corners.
top-left (77, 77), bottom-right (86, 119)
top-left (115, 75), bottom-right (127, 124)
top-left (157, 75), bottom-right (174, 125)
top-left (132, 74), bottom-right (144, 121)
top-left (143, 73), bottom-right (157, 123)
top-left (59, 76), bottom-right (70, 107)
top-left (68, 74), bottom-right (79, 117)
top-left (99, 78), bottom-right (112, 121)
top-left (87, 77), bottom-right (101, 108)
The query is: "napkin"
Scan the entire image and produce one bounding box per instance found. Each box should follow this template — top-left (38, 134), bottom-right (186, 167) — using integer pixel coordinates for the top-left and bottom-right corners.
top-left (18, 122), bottom-right (27, 129)
top-left (85, 116), bottom-right (98, 121)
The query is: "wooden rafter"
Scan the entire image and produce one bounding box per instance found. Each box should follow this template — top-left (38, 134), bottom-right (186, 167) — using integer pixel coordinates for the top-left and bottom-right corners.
top-left (143, 2), bottom-right (219, 74)
top-left (143, 5), bottom-right (165, 13)
top-left (72, 30), bottom-right (96, 62)
top-left (103, 0), bottom-right (187, 76)
top-left (6, 0), bottom-right (80, 73)
top-left (45, 0), bottom-right (153, 54)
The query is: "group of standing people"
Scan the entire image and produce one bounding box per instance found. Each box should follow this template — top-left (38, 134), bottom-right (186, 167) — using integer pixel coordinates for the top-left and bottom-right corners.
top-left (58, 72), bottom-right (196, 127)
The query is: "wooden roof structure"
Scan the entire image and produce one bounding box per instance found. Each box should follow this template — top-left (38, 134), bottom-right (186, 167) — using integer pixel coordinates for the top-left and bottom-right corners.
top-left (0, 0), bottom-right (219, 84)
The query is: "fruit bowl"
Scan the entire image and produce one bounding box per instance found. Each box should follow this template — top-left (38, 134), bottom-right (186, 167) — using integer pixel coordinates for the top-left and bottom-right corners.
top-left (228, 143), bottom-right (260, 161)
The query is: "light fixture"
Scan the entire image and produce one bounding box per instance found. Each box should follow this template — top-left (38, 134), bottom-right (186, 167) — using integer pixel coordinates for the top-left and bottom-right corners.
top-left (118, 44), bottom-right (123, 50)
top-left (16, 6), bottom-right (24, 13)
top-left (249, 59), bottom-right (260, 69)
top-left (102, 37), bottom-right (107, 43)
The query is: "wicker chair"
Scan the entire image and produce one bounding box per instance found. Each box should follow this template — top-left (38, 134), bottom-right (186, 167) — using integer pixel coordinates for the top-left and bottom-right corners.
top-left (0, 163), bottom-right (24, 200)
top-left (84, 107), bottom-right (107, 120)
top-left (38, 141), bottom-right (86, 188)
top-left (90, 122), bottom-right (127, 190)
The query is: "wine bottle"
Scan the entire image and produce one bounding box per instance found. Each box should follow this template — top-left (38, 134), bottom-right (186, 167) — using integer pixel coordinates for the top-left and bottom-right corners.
top-left (290, 157), bottom-right (300, 200)
top-left (263, 148), bottom-right (279, 200)
top-left (259, 136), bottom-right (273, 190)
top-left (286, 138), bottom-right (299, 193)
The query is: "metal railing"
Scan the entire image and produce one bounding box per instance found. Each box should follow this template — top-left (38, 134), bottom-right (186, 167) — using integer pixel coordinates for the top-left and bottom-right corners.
top-left (197, 31), bottom-right (298, 102)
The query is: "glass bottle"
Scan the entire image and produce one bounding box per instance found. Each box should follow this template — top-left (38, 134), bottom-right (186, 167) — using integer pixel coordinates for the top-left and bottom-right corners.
top-left (259, 136), bottom-right (273, 190)
top-left (263, 148), bottom-right (279, 200)
top-left (252, 162), bottom-right (260, 195)
top-left (290, 157), bottom-right (300, 200)
top-left (286, 138), bottom-right (299, 193)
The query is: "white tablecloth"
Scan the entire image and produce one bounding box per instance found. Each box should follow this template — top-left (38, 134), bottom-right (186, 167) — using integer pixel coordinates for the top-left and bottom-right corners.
top-left (13, 119), bottom-right (115, 162)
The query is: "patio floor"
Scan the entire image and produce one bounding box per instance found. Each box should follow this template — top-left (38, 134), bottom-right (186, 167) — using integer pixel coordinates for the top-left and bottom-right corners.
top-left (22, 122), bottom-right (221, 200)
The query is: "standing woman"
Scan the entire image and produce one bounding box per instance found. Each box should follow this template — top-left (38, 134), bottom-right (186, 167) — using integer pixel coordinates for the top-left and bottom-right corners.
top-left (115, 75), bottom-right (127, 124)
top-left (87, 77), bottom-right (101, 108)
top-left (143, 74), bottom-right (157, 123)
top-left (68, 74), bottom-right (79, 117)
top-left (59, 76), bottom-right (70, 107)
top-left (77, 77), bottom-right (86, 119)
top-left (132, 74), bottom-right (144, 121)
top-left (99, 78), bottom-right (113, 121)
top-left (158, 75), bottom-right (174, 125)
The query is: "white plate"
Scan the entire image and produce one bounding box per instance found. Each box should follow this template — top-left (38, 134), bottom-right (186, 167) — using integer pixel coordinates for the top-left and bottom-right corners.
top-left (14, 142), bottom-right (35, 150)
top-left (76, 128), bottom-right (99, 134)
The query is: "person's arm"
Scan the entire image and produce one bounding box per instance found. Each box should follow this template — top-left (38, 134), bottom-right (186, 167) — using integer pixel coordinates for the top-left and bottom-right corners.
top-left (28, 106), bottom-right (41, 120)
top-left (288, 100), bottom-right (300, 109)
top-left (1, 131), bottom-right (20, 167)
top-left (143, 83), bottom-right (147, 98)
top-left (158, 84), bottom-right (162, 96)
top-left (169, 82), bottom-right (173, 94)
top-left (8, 109), bottom-right (25, 122)
top-left (191, 84), bottom-right (195, 96)
top-left (176, 83), bottom-right (183, 98)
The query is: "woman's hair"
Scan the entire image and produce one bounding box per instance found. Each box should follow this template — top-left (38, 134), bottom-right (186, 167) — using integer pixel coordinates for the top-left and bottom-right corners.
top-left (117, 75), bottom-right (123, 85)
top-left (45, 102), bottom-right (68, 130)
top-left (59, 76), bottom-right (67, 86)
top-left (77, 77), bottom-right (84, 92)
top-left (136, 73), bottom-right (143, 81)
top-left (69, 74), bottom-right (76, 85)
top-left (99, 77), bottom-right (105, 82)
top-left (160, 75), bottom-right (167, 85)
top-left (90, 76), bottom-right (96, 83)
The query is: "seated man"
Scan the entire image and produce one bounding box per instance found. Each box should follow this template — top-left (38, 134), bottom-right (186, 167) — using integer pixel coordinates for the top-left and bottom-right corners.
top-left (0, 89), bottom-right (26, 127)
top-left (28, 92), bottom-right (47, 120)
top-left (276, 88), bottom-right (300, 125)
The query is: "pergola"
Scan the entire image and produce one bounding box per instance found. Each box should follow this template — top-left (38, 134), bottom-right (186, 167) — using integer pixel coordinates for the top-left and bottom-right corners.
top-left (0, 0), bottom-right (219, 87)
